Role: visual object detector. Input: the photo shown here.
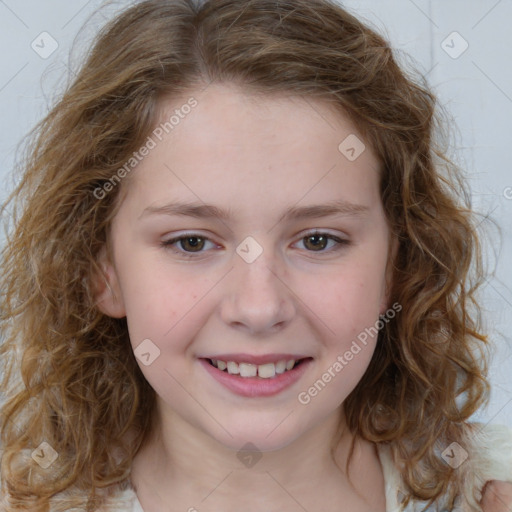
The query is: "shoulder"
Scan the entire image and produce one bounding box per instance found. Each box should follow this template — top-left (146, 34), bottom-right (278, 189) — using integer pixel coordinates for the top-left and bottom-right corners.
top-left (464, 422), bottom-right (512, 482)
top-left (99, 487), bottom-right (141, 512)
top-left (0, 481), bottom-right (140, 512)
top-left (463, 422), bottom-right (512, 512)
top-left (377, 422), bottom-right (512, 512)
top-left (52, 486), bottom-right (141, 512)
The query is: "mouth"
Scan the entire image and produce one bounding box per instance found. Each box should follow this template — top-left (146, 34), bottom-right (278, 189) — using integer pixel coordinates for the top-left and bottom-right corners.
top-left (205, 357), bottom-right (310, 379)
top-left (199, 356), bottom-right (314, 398)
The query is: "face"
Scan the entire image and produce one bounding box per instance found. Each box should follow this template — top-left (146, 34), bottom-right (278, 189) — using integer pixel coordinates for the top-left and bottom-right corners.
top-left (96, 83), bottom-right (394, 452)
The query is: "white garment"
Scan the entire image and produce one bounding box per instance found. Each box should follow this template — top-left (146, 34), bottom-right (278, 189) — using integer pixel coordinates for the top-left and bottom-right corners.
top-left (1, 423), bottom-right (510, 511)
top-left (127, 423), bottom-right (512, 512)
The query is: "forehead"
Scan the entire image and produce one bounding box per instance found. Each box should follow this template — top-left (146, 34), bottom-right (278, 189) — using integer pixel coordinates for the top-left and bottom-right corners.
top-left (122, 83), bottom-right (382, 220)
top-left (156, 83), bottom-right (372, 153)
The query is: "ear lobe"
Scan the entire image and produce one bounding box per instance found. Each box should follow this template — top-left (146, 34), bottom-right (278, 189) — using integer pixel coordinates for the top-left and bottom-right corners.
top-left (92, 246), bottom-right (126, 318)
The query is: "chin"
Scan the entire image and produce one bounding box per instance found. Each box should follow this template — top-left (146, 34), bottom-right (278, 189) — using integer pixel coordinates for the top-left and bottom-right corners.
top-left (206, 417), bottom-right (309, 454)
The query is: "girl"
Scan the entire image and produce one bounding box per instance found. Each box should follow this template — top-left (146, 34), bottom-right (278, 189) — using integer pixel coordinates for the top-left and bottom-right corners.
top-left (1, 0), bottom-right (511, 511)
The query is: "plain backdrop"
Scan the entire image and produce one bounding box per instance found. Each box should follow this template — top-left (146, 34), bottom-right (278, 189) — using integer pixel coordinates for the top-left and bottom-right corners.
top-left (0, 0), bottom-right (510, 429)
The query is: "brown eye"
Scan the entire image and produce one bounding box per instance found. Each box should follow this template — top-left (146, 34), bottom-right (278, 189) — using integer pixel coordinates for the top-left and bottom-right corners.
top-left (161, 234), bottom-right (215, 256)
top-left (296, 232), bottom-right (349, 254)
top-left (303, 234), bottom-right (329, 251)
top-left (179, 236), bottom-right (205, 252)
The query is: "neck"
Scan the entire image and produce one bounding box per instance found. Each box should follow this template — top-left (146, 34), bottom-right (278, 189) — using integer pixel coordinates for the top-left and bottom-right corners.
top-left (130, 405), bottom-right (386, 512)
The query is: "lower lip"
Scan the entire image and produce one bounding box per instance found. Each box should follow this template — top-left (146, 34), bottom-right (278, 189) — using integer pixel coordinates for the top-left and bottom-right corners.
top-left (199, 358), bottom-right (312, 398)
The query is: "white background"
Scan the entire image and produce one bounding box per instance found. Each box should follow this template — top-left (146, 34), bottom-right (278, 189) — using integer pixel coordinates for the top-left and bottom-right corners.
top-left (0, 0), bottom-right (510, 429)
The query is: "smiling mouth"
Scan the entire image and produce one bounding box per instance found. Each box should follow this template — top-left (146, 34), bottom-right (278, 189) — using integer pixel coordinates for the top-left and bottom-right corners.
top-left (206, 358), bottom-right (311, 379)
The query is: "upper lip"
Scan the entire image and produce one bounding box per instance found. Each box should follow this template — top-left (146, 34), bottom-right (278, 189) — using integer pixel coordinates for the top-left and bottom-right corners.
top-left (200, 353), bottom-right (311, 365)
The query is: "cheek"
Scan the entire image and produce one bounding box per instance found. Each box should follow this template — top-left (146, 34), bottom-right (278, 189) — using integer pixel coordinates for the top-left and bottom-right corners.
top-left (119, 270), bottom-right (209, 393)
top-left (299, 276), bottom-right (382, 409)
top-left (116, 258), bottom-right (205, 352)
top-left (301, 259), bottom-right (387, 339)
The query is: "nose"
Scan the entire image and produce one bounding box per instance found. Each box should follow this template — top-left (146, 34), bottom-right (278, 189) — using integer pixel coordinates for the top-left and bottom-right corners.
top-left (219, 248), bottom-right (296, 335)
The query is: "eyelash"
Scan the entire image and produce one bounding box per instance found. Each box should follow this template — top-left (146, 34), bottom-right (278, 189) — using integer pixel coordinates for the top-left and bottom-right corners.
top-left (160, 231), bottom-right (350, 258)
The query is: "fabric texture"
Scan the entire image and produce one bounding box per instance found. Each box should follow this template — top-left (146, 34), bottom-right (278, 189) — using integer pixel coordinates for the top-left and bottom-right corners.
top-left (377, 423), bottom-right (512, 511)
top-left (2, 423), bottom-right (511, 511)
top-left (126, 423), bottom-right (512, 512)
top-left (128, 423), bottom-right (512, 512)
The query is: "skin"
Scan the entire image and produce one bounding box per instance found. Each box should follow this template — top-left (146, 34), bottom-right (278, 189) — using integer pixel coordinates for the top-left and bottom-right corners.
top-left (94, 83), bottom-right (512, 512)
top-left (481, 481), bottom-right (512, 512)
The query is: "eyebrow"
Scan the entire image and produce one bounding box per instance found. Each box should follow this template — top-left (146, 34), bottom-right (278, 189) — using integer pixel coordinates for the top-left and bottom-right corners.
top-left (139, 199), bottom-right (369, 223)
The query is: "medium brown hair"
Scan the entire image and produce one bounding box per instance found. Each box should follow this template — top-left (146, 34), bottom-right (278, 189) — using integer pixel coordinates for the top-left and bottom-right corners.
top-left (0, 0), bottom-right (490, 510)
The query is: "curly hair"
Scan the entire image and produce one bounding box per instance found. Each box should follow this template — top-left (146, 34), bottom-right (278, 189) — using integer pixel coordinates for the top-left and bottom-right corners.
top-left (0, 0), bottom-right (490, 510)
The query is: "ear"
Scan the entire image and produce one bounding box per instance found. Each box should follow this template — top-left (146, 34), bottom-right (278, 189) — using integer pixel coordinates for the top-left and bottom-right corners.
top-left (379, 234), bottom-right (399, 315)
top-left (92, 246), bottom-right (126, 318)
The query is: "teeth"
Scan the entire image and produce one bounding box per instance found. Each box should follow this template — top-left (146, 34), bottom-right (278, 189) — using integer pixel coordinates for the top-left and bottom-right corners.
top-left (210, 359), bottom-right (299, 378)
top-left (275, 361), bottom-right (287, 374)
top-left (227, 361), bottom-right (240, 374)
top-left (258, 363), bottom-right (276, 379)
top-left (239, 363), bottom-right (257, 377)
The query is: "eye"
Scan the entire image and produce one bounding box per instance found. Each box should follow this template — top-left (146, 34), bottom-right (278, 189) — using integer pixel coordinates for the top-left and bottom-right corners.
top-left (161, 233), bottom-right (217, 257)
top-left (295, 231), bottom-right (349, 253)
top-left (161, 231), bottom-right (350, 258)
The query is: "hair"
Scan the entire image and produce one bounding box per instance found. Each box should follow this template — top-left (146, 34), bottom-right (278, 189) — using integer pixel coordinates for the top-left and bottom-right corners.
top-left (0, 0), bottom-right (491, 510)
